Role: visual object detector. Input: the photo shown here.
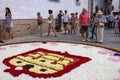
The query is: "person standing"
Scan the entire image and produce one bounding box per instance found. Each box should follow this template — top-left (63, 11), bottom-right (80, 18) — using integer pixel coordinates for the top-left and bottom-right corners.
top-left (75, 12), bottom-right (79, 30)
top-left (114, 15), bottom-right (119, 34)
top-left (63, 10), bottom-right (69, 34)
top-left (108, 13), bottom-right (115, 28)
top-left (89, 13), bottom-right (97, 40)
top-left (56, 10), bottom-right (63, 32)
top-left (5, 7), bottom-right (13, 40)
top-left (79, 8), bottom-right (89, 41)
top-left (96, 10), bottom-right (107, 44)
top-left (70, 13), bottom-right (76, 34)
top-left (47, 9), bottom-right (57, 37)
top-left (37, 12), bottom-right (43, 36)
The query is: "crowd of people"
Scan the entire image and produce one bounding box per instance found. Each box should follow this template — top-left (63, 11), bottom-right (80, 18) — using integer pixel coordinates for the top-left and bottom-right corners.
top-left (0, 7), bottom-right (120, 44)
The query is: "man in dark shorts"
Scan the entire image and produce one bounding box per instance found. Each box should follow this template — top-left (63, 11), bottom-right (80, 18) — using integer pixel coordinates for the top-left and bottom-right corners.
top-left (0, 25), bottom-right (4, 43)
top-left (56, 10), bottom-right (63, 32)
top-left (79, 8), bottom-right (89, 41)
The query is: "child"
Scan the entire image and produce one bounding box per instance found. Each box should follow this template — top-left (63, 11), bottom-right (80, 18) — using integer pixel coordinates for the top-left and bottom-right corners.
top-left (70, 13), bottom-right (76, 34)
top-left (37, 12), bottom-right (43, 36)
top-left (89, 13), bottom-right (97, 40)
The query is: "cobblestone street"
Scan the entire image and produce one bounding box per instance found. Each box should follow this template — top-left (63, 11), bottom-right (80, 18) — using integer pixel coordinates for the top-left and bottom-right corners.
top-left (1, 28), bottom-right (120, 49)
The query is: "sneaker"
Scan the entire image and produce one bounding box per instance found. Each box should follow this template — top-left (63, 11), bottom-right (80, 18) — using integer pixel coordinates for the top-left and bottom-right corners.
top-left (0, 40), bottom-right (4, 43)
top-left (86, 39), bottom-right (90, 41)
top-left (82, 39), bottom-right (85, 42)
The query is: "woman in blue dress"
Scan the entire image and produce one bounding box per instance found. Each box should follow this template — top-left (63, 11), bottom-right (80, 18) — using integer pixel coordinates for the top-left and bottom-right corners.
top-left (5, 7), bottom-right (13, 39)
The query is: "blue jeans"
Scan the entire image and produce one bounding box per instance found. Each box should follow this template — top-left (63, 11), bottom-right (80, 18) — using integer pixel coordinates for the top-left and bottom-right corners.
top-left (91, 25), bottom-right (96, 39)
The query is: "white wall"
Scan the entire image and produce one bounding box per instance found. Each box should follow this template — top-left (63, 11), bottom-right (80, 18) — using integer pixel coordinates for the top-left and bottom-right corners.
top-left (0, 0), bottom-right (88, 19)
top-left (112, 0), bottom-right (119, 12)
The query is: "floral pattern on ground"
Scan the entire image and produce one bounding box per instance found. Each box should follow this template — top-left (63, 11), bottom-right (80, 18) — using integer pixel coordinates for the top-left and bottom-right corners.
top-left (3, 48), bottom-right (91, 78)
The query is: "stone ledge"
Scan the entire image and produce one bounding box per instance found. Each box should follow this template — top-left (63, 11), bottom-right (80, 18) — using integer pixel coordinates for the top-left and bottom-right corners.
top-left (0, 19), bottom-right (49, 38)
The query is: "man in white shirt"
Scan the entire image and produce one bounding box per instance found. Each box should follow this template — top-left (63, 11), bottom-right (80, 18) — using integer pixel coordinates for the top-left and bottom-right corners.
top-left (63, 10), bottom-right (69, 34)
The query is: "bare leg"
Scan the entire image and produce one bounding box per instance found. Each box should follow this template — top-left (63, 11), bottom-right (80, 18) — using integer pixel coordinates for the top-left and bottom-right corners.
top-left (64, 27), bottom-right (67, 34)
top-left (47, 24), bottom-right (51, 36)
top-left (81, 31), bottom-right (85, 40)
top-left (10, 32), bottom-right (13, 39)
top-left (6, 28), bottom-right (13, 39)
top-left (64, 24), bottom-right (67, 34)
top-left (47, 28), bottom-right (50, 36)
top-left (86, 31), bottom-right (89, 40)
top-left (73, 26), bottom-right (76, 34)
top-left (8, 29), bottom-right (11, 39)
top-left (70, 27), bottom-right (72, 34)
top-left (52, 28), bottom-right (57, 37)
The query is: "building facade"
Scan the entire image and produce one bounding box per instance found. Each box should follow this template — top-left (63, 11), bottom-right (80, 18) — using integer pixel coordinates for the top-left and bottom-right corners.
top-left (0, 0), bottom-right (88, 19)
top-left (91, 0), bottom-right (119, 14)
top-left (112, 0), bottom-right (120, 13)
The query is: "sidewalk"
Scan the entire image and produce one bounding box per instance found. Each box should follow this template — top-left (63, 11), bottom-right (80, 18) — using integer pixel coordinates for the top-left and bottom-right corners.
top-left (0, 29), bottom-right (120, 49)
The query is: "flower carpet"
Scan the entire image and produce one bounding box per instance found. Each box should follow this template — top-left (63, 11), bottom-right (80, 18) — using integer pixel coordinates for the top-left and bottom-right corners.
top-left (0, 42), bottom-right (120, 80)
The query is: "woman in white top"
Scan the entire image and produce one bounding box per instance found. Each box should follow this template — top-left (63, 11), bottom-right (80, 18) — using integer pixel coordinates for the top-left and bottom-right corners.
top-left (63, 10), bottom-right (69, 34)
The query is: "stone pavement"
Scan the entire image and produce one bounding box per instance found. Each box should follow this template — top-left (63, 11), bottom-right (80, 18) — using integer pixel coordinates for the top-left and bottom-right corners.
top-left (0, 28), bottom-right (120, 49)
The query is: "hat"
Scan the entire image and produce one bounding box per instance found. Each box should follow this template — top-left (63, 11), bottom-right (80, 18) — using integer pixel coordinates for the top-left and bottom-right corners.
top-left (97, 10), bottom-right (103, 15)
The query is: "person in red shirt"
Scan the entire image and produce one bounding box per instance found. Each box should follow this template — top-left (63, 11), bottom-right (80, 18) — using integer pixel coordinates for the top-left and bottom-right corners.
top-left (79, 8), bottom-right (89, 41)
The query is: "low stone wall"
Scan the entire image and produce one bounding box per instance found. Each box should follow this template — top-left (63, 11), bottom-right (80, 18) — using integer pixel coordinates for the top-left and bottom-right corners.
top-left (0, 19), bottom-right (49, 39)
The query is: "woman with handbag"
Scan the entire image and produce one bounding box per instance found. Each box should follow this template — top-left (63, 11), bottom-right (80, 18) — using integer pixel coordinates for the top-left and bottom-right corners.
top-left (89, 13), bottom-right (97, 40)
top-left (96, 10), bottom-right (107, 44)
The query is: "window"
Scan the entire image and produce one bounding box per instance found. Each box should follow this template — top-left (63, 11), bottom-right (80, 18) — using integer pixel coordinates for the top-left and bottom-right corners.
top-left (75, 0), bottom-right (80, 5)
top-left (48, 0), bottom-right (60, 2)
